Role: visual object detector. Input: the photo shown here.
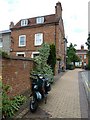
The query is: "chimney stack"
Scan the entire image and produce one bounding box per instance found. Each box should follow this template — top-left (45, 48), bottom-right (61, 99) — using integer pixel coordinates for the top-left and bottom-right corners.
top-left (9, 22), bottom-right (14, 29)
top-left (81, 45), bottom-right (84, 50)
top-left (55, 1), bottom-right (62, 18)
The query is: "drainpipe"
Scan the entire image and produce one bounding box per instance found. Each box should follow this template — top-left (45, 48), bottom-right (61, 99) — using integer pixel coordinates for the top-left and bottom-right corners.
top-left (54, 23), bottom-right (57, 74)
top-left (63, 37), bottom-right (68, 70)
top-left (54, 23), bottom-right (56, 47)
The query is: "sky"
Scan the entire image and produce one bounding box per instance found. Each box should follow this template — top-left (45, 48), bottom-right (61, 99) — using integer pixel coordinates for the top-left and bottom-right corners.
top-left (0, 0), bottom-right (89, 49)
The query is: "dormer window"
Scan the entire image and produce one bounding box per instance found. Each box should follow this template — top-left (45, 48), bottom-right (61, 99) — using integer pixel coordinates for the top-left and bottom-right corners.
top-left (21, 19), bottom-right (28, 26)
top-left (36, 17), bottom-right (44, 24)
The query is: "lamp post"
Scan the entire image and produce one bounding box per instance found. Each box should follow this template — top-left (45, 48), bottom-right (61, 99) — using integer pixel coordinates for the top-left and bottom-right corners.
top-left (63, 37), bottom-right (68, 70)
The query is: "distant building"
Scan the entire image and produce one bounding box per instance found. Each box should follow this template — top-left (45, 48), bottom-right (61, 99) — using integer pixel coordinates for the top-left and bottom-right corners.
top-left (76, 45), bottom-right (88, 68)
top-left (10, 2), bottom-right (67, 74)
top-left (0, 30), bottom-right (11, 54)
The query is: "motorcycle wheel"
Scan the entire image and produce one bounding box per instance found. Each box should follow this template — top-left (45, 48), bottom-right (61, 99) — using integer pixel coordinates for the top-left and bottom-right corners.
top-left (30, 99), bottom-right (38, 113)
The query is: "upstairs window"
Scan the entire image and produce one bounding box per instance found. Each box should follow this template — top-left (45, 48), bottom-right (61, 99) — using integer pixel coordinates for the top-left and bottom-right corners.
top-left (19, 35), bottom-right (26, 47)
top-left (36, 17), bottom-right (44, 24)
top-left (35, 33), bottom-right (43, 46)
top-left (21, 19), bottom-right (28, 26)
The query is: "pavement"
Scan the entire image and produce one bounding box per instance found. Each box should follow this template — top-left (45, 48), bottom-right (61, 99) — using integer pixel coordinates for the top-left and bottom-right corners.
top-left (13, 69), bottom-right (89, 119)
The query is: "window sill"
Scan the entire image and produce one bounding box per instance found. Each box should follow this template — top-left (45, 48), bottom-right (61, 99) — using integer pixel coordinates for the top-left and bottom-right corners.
top-left (18, 45), bottom-right (26, 47)
top-left (34, 45), bottom-right (42, 47)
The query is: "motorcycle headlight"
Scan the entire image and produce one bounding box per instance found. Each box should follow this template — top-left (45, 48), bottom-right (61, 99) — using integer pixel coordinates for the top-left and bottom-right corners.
top-left (39, 76), bottom-right (43, 79)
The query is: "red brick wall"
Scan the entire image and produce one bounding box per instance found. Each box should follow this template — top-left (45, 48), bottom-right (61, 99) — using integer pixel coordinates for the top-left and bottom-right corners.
top-left (10, 23), bottom-right (65, 75)
top-left (78, 54), bottom-right (88, 65)
top-left (2, 57), bottom-right (34, 97)
top-left (11, 25), bottom-right (56, 58)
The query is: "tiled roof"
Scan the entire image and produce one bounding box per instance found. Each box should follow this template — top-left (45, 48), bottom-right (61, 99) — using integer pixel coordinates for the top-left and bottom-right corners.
top-left (0, 30), bottom-right (11, 34)
top-left (12, 14), bottom-right (60, 29)
top-left (76, 49), bottom-right (88, 52)
top-left (76, 49), bottom-right (88, 54)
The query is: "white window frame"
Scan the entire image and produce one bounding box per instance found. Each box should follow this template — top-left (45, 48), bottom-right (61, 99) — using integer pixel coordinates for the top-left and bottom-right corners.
top-left (36, 17), bottom-right (44, 24)
top-left (19, 35), bottom-right (26, 47)
top-left (31, 52), bottom-right (39, 58)
top-left (84, 54), bottom-right (86, 59)
top-left (84, 62), bottom-right (86, 66)
top-left (16, 52), bottom-right (25, 57)
top-left (35, 33), bottom-right (43, 46)
top-left (21, 19), bottom-right (28, 26)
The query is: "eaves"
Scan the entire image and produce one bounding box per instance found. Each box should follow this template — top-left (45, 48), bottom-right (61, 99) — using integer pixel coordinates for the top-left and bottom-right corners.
top-left (11, 21), bottom-right (59, 31)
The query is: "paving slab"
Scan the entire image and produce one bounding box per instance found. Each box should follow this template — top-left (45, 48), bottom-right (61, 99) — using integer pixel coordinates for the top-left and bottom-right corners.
top-left (13, 69), bottom-right (89, 119)
top-left (39, 69), bottom-right (82, 118)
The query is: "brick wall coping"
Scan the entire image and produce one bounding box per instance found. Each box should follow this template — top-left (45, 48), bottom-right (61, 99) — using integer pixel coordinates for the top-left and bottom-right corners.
top-left (1, 56), bottom-right (33, 61)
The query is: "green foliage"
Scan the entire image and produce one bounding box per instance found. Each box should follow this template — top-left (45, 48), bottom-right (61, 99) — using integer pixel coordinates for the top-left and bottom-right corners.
top-left (86, 33), bottom-right (90, 70)
top-left (67, 43), bottom-right (80, 66)
top-left (0, 77), bottom-right (2, 114)
top-left (2, 84), bottom-right (26, 118)
top-left (0, 77), bottom-right (2, 88)
top-left (32, 43), bottom-right (54, 83)
top-left (88, 59), bottom-right (90, 70)
top-left (47, 44), bottom-right (56, 74)
top-left (86, 33), bottom-right (90, 51)
top-left (0, 50), bottom-right (9, 58)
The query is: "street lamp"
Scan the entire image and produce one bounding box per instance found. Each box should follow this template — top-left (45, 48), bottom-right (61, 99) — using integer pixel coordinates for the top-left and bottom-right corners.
top-left (63, 37), bottom-right (68, 70)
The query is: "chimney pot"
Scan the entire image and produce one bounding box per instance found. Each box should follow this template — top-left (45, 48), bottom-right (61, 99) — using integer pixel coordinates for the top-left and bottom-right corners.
top-left (81, 45), bottom-right (84, 50)
top-left (9, 22), bottom-right (14, 29)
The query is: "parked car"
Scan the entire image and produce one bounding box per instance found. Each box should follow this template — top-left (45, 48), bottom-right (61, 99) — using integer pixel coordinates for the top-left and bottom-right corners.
top-left (66, 64), bottom-right (74, 70)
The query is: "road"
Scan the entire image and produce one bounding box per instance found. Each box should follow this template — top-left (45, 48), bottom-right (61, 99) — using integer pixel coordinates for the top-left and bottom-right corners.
top-left (80, 70), bottom-right (90, 102)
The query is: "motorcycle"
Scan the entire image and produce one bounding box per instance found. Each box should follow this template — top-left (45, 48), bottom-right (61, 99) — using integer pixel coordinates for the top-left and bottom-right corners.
top-left (30, 74), bottom-right (51, 112)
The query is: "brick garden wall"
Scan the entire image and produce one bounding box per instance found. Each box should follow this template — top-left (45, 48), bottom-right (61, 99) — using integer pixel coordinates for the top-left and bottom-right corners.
top-left (2, 57), bottom-right (34, 97)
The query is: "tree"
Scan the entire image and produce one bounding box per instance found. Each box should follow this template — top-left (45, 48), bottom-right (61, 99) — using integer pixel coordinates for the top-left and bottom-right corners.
top-left (47, 44), bottom-right (56, 75)
top-left (86, 33), bottom-right (90, 70)
top-left (32, 43), bottom-right (54, 83)
top-left (86, 33), bottom-right (90, 50)
top-left (67, 43), bottom-right (80, 67)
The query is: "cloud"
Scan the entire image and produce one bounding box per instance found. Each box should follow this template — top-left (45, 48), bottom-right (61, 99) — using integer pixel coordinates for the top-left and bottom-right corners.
top-left (88, 1), bottom-right (90, 32)
top-left (0, 0), bottom-right (88, 49)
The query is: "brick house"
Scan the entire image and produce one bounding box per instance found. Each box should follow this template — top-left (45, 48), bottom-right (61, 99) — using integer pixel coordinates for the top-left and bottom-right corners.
top-left (76, 45), bottom-right (88, 68)
top-left (10, 2), bottom-right (67, 74)
top-left (0, 30), bottom-right (11, 54)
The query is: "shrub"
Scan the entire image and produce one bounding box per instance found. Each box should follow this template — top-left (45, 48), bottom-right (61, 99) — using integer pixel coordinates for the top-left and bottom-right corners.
top-left (88, 59), bottom-right (90, 70)
top-left (2, 84), bottom-right (26, 119)
top-left (31, 43), bottom-right (54, 83)
top-left (0, 50), bottom-right (9, 58)
top-left (47, 44), bottom-right (56, 75)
